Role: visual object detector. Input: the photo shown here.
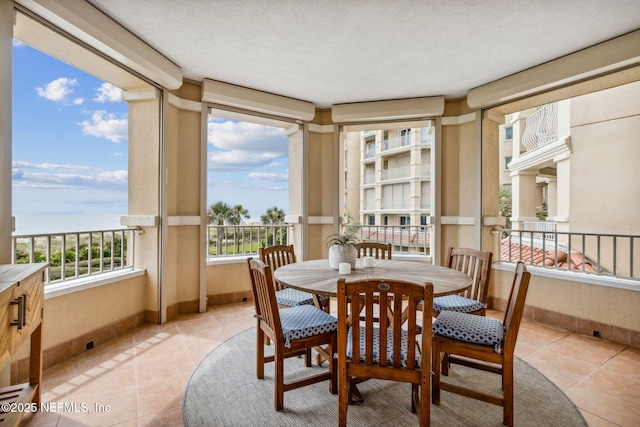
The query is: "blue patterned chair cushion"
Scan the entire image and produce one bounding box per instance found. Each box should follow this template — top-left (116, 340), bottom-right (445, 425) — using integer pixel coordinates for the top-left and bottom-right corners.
top-left (279, 305), bottom-right (337, 347)
top-left (275, 288), bottom-right (329, 307)
top-left (432, 310), bottom-right (504, 353)
top-left (346, 326), bottom-right (420, 368)
top-left (432, 294), bottom-right (487, 314)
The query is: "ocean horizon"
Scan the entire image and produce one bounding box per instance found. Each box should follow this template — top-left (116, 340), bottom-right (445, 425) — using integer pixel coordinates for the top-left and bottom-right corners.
top-left (12, 214), bottom-right (125, 235)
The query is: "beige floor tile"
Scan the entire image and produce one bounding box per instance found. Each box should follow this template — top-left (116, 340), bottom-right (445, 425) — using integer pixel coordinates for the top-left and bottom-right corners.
top-left (522, 348), bottom-right (595, 391)
top-left (544, 333), bottom-right (626, 367)
top-left (567, 379), bottom-right (640, 427)
top-left (52, 386), bottom-right (138, 426)
top-left (601, 346), bottom-right (640, 381)
top-left (579, 409), bottom-right (620, 427)
top-left (135, 349), bottom-right (195, 386)
top-left (138, 404), bottom-right (185, 426)
top-left (137, 371), bottom-right (192, 418)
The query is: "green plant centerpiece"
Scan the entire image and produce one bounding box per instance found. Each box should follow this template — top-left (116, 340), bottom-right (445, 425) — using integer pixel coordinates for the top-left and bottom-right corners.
top-left (326, 232), bottom-right (359, 270)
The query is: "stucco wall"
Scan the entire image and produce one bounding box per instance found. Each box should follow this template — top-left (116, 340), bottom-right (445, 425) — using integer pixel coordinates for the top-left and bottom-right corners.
top-left (43, 276), bottom-right (147, 349)
top-left (491, 268), bottom-right (640, 333)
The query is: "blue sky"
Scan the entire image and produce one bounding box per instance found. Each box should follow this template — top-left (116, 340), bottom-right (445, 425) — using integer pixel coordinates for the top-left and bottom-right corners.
top-left (12, 42), bottom-right (288, 234)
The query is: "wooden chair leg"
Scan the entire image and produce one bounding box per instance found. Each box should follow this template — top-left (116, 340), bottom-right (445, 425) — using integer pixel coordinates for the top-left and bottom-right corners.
top-left (338, 370), bottom-right (349, 426)
top-left (275, 346), bottom-right (284, 411)
top-left (442, 352), bottom-right (450, 376)
top-left (329, 338), bottom-right (337, 394)
top-left (305, 347), bottom-right (312, 367)
top-left (503, 356), bottom-right (514, 426)
top-left (256, 323), bottom-right (265, 379)
top-left (431, 339), bottom-right (441, 405)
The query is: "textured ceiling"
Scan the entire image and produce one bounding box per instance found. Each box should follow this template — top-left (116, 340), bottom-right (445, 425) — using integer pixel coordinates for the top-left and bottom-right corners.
top-left (88, 0), bottom-right (640, 107)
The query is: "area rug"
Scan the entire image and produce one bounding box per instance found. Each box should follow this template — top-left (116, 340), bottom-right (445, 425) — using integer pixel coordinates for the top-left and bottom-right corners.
top-left (183, 328), bottom-right (587, 426)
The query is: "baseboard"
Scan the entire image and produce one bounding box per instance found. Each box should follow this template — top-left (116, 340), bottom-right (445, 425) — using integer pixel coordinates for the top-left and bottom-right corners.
top-left (12, 311), bottom-right (147, 383)
top-left (489, 296), bottom-right (640, 348)
top-left (207, 291), bottom-right (253, 306)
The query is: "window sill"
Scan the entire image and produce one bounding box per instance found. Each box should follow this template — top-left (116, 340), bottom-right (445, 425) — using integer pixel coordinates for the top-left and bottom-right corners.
top-left (45, 269), bottom-right (146, 299)
top-left (493, 262), bottom-right (639, 292)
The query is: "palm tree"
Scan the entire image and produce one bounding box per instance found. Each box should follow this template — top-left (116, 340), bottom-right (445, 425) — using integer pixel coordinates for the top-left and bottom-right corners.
top-left (208, 201), bottom-right (232, 255)
top-left (208, 201), bottom-right (232, 225)
top-left (261, 206), bottom-right (286, 246)
top-left (261, 206), bottom-right (285, 225)
top-left (228, 204), bottom-right (250, 225)
top-left (499, 185), bottom-right (512, 233)
top-left (228, 204), bottom-right (250, 252)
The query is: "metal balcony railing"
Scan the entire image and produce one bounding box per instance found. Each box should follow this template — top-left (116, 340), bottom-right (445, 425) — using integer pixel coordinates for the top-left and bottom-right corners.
top-left (382, 133), bottom-right (413, 152)
top-left (381, 166), bottom-right (411, 180)
top-left (498, 228), bottom-right (639, 281)
top-left (12, 228), bottom-right (135, 285)
top-left (207, 225), bottom-right (293, 258)
top-left (347, 225), bottom-right (431, 256)
top-left (522, 102), bottom-right (559, 152)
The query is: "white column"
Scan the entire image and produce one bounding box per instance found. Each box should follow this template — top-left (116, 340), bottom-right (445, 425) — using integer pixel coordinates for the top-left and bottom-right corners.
top-left (546, 178), bottom-right (558, 218)
top-left (552, 156), bottom-right (571, 223)
top-left (510, 170), bottom-right (539, 229)
top-left (0, 0), bottom-right (13, 263)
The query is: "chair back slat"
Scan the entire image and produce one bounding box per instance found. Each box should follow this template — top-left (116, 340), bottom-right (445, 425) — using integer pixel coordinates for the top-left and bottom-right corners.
top-left (248, 258), bottom-right (283, 341)
top-left (502, 262), bottom-right (531, 354)
top-left (338, 278), bottom-right (432, 371)
top-left (259, 245), bottom-right (296, 291)
top-left (446, 247), bottom-right (492, 302)
top-left (355, 242), bottom-right (392, 259)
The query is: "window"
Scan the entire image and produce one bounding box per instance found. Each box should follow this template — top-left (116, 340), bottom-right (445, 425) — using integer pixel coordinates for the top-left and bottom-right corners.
top-left (505, 156), bottom-right (512, 170)
top-left (368, 215), bottom-right (375, 225)
top-left (400, 216), bottom-right (410, 227)
top-left (13, 34), bottom-right (130, 234)
top-left (400, 129), bottom-right (410, 146)
top-left (421, 126), bottom-right (430, 144)
top-left (365, 141), bottom-right (375, 158)
top-left (383, 215), bottom-right (388, 225)
top-left (505, 126), bottom-right (513, 140)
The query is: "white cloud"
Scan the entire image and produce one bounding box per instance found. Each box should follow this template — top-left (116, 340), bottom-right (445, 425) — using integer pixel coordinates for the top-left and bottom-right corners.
top-left (93, 83), bottom-right (122, 103)
top-left (248, 172), bottom-right (288, 182)
top-left (208, 150), bottom-right (280, 170)
top-left (208, 121), bottom-right (287, 153)
top-left (12, 161), bottom-right (92, 171)
top-left (13, 169), bottom-right (127, 191)
top-left (79, 110), bottom-right (128, 143)
top-left (35, 77), bottom-right (78, 103)
top-left (207, 120), bottom-right (288, 171)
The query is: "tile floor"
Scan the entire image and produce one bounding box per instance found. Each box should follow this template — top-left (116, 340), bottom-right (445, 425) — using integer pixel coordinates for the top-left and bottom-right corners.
top-left (20, 303), bottom-right (640, 427)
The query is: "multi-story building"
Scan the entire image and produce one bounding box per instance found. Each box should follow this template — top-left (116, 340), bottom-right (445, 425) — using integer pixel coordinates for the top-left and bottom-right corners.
top-left (343, 125), bottom-right (434, 228)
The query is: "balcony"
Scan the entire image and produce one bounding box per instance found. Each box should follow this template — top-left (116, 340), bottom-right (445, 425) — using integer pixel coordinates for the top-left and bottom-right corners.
top-left (206, 225), bottom-right (293, 258)
top-left (381, 133), bottom-right (412, 152)
top-left (12, 228), bottom-right (136, 285)
top-left (498, 228), bottom-right (640, 282)
top-left (381, 165), bottom-right (411, 181)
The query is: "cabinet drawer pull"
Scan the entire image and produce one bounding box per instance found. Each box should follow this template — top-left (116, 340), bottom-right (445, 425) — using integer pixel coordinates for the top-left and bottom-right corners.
top-left (10, 294), bottom-right (27, 329)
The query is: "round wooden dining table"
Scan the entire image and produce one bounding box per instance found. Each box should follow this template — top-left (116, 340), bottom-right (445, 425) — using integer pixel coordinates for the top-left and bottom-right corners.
top-left (273, 258), bottom-right (472, 298)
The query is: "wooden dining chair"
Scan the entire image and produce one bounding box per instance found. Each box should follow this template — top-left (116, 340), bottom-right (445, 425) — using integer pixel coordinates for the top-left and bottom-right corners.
top-left (428, 247), bottom-right (493, 317)
top-left (354, 242), bottom-right (392, 259)
top-left (431, 262), bottom-right (531, 427)
top-left (259, 244), bottom-right (330, 312)
top-left (247, 258), bottom-right (337, 411)
top-left (337, 277), bottom-right (433, 427)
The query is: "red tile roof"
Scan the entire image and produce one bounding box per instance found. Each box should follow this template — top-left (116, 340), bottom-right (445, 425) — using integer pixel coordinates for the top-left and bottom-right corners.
top-left (500, 239), bottom-right (597, 272)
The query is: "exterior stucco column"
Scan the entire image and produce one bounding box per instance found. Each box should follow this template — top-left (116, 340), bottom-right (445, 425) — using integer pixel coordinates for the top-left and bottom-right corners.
top-left (0, 0), bottom-right (13, 263)
top-left (122, 89), bottom-right (163, 323)
top-left (510, 170), bottom-right (539, 229)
